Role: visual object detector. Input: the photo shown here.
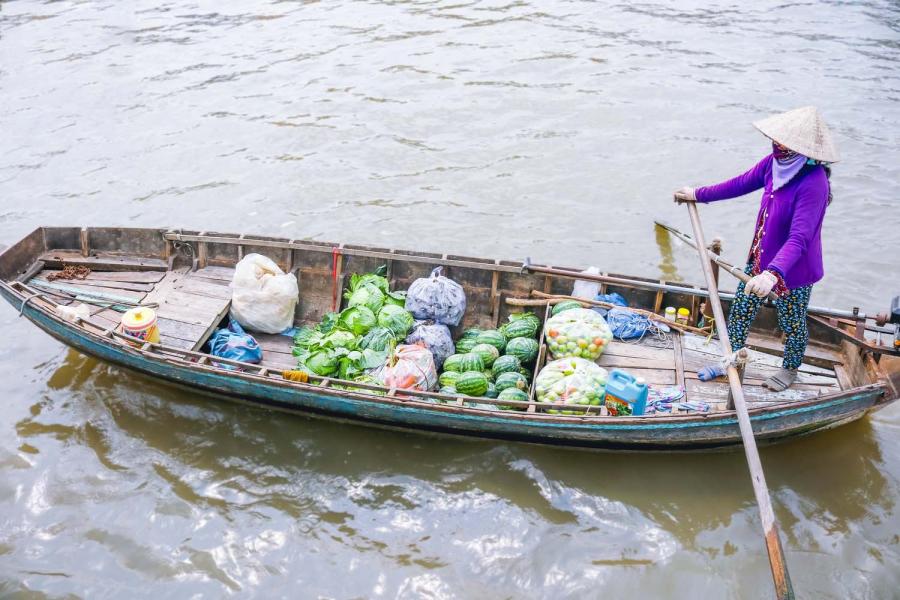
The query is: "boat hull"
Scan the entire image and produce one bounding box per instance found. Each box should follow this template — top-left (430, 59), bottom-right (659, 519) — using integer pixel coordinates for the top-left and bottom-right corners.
top-left (4, 285), bottom-right (884, 452)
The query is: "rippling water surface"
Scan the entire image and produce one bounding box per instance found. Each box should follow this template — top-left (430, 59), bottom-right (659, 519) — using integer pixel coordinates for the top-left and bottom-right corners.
top-left (1, 1), bottom-right (899, 598)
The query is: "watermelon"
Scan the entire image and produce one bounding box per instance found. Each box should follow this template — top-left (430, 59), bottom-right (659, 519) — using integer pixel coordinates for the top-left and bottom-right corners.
top-left (482, 369), bottom-right (495, 382)
top-left (471, 343), bottom-right (500, 367)
top-left (506, 337), bottom-right (539, 364)
top-left (492, 355), bottom-right (521, 379)
top-left (456, 371), bottom-right (489, 396)
top-left (508, 311), bottom-right (541, 329)
top-left (442, 354), bottom-right (466, 372)
top-left (498, 387), bottom-right (529, 410)
top-left (440, 385), bottom-right (458, 395)
top-left (495, 371), bottom-right (528, 393)
top-left (460, 328), bottom-right (482, 340)
top-left (475, 330), bottom-right (507, 353)
top-left (503, 318), bottom-right (539, 340)
top-left (484, 382), bottom-right (499, 399)
top-left (439, 371), bottom-right (462, 388)
top-left (518, 367), bottom-right (533, 382)
top-left (458, 352), bottom-right (485, 372)
top-left (454, 337), bottom-right (479, 354)
top-left (551, 300), bottom-right (583, 316)
top-left (444, 353), bottom-right (483, 372)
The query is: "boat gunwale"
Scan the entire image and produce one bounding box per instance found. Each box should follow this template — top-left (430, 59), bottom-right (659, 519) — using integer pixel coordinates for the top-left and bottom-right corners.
top-left (1, 279), bottom-right (887, 429)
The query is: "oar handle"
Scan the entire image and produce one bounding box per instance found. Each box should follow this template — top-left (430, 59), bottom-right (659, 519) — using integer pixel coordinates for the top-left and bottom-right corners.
top-left (685, 202), bottom-right (795, 599)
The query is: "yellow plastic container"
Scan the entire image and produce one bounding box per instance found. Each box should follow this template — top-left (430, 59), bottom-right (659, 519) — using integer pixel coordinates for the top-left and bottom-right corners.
top-left (676, 307), bottom-right (691, 325)
top-left (120, 307), bottom-right (160, 345)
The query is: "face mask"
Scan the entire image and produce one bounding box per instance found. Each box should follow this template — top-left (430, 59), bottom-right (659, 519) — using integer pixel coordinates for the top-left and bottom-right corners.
top-left (772, 142), bottom-right (798, 162)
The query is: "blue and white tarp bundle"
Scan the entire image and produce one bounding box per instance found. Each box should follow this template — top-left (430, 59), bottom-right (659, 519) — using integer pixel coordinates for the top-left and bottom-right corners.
top-left (644, 386), bottom-right (710, 414)
top-left (604, 307), bottom-right (671, 341)
top-left (208, 318), bottom-right (263, 367)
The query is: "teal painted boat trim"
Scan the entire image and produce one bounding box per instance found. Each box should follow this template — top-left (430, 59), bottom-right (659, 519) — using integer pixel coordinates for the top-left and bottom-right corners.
top-left (2, 284), bottom-right (885, 451)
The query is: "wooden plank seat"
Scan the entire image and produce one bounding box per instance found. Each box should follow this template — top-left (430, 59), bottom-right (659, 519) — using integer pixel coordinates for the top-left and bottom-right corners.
top-left (29, 266), bottom-right (232, 352)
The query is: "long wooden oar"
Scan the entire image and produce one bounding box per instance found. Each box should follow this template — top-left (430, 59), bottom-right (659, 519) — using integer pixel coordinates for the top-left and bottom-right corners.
top-left (654, 221), bottom-right (778, 302)
top-left (685, 202), bottom-right (794, 599)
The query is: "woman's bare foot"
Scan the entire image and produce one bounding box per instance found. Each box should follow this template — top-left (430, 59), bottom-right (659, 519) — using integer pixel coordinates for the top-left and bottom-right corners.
top-left (763, 368), bottom-right (797, 391)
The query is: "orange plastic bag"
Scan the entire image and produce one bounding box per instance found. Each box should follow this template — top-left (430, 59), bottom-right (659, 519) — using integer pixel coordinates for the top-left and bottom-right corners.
top-left (374, 343), bottom-right (437, 391)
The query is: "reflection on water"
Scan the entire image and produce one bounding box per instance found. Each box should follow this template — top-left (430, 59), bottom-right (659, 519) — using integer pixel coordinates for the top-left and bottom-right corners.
top-left (1, 344), bottom-right (898, 597)
top-left (653, 224), bottom-right (683, 283)
top-left (2, 0), bottom-right (900, 597)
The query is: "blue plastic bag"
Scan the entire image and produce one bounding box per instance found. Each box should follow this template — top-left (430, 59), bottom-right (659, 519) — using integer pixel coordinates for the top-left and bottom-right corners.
top-left (596, 292), bottom-right (628, 307)
top-left (606, 307), bottom-right (652, 340)
top-left (208, 318), bottom-right (263, 365)
top-left (591, 292), bottom-right (628, 318)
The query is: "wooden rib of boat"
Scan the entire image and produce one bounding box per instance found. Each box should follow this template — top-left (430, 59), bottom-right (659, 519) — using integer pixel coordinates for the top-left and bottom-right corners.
top-left (1, 227), bottom-right (897, 451)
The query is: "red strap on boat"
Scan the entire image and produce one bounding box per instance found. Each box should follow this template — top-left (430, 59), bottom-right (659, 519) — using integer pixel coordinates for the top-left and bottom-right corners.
top-left (331, 247), bottom-right (342, 312)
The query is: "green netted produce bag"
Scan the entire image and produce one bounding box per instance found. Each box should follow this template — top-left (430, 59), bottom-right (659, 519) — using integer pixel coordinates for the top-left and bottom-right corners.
top-left (535, 357), bottom-right (608, 414)
top-left (544, 307), bottom-right (613, 360)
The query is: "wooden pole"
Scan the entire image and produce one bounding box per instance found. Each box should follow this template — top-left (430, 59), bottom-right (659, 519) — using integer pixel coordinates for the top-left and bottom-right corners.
top-left (701, 237), bottom-right (723, 326)
top-left (654, 221), bottom-right (778, 302)
top-left (685, 203), bottom-right (794, 599)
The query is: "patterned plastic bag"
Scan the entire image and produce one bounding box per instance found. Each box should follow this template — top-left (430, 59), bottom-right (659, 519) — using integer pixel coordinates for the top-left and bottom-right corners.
top-left (405, 267), bottom-right (467, 326)
top-left (373, 343), bottom-right (438, 391)
top-left (406, 321), bottom-right (455, 369)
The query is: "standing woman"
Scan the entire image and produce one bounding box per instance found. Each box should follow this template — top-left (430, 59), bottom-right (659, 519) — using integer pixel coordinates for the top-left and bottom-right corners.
top-left (674, 106), bottom-right (839, 391)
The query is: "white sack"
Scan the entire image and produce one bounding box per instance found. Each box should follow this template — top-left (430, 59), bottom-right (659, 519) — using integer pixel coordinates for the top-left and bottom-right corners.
top-left (229, 253), bottom-right (299, 333)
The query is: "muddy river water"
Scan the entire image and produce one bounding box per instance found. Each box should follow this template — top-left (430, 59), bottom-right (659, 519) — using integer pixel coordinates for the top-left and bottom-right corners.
top-left (1, 1), bottom-right (899, 597)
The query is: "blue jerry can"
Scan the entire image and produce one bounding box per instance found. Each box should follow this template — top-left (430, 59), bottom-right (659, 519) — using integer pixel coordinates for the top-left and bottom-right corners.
top-left (603, 369), bottom-right (649, 416)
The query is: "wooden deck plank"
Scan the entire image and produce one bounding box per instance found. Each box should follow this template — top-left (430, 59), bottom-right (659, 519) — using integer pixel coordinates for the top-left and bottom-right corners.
top-left (686, 379), bottom-right (822, 404)
top-left (29, 279), bottom-right (147, 303)
top-left (175, 276), bottom-right (232, 300)
top-left (602, 340), bottom-right (674, 362)
top-left (38, 269), bottom-right (164, 283)
top-left (745, 333), bottom-right (844, 366)
top-left (597, 353), bottom-right (675, 371)
top-left (254, 333), bottom-right (295, 354)
top-left (260, 352), bottom-right (298, 371)
top-left (38, 251), bottom-right (168, 272)
top-left (32, 276), bottom-right (153, 294)
top-left (141, 270), bottom-right (231, 350)
top-left (190, 266), bottom-right (235, 282)
top-left (682, 334), bottom-right (837, 377)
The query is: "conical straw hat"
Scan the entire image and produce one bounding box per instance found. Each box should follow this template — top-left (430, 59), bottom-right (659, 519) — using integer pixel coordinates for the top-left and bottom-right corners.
top-left (753, 106), bottom-right (840, 163)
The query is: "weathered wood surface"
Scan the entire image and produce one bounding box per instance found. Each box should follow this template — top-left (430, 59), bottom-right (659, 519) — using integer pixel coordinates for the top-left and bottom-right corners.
top-left (142, 270), bottom-right (231, 350)
top-left (38, 270), bottom-right (166, 284)
top-left (38, 251), bottom-right (168, 272)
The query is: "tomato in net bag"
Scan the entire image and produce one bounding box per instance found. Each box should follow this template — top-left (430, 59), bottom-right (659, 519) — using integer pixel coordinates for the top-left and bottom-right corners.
top-left (544, 307), bottom-right (613, 360)
top-left (535, 357), bottom-right (608, 413)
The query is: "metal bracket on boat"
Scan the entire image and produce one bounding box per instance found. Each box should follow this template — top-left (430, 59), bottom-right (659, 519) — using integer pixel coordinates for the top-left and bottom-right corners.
top-left (171, 240), bottom-right (197, 270)
top-left (520, 256), bottom-right (532, 273)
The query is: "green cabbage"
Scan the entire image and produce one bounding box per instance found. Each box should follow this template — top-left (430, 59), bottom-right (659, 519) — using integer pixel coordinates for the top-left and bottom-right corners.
top-left (304, 349), bottom-right (339, 376)
top-left (346, 283), bottom-right (385, 313)
top-left (337, 306), bottom-right (376, 336)
top-left (384, 290), bottom-right (407, 308)
top-left (359, 326), bottom-right (396, 351)
top-left (346, 272), bottom-right (389, 296)
top-left (377, 304), bottom-right (414, 337)
top-left (323, 329), bottom-right (358, 350)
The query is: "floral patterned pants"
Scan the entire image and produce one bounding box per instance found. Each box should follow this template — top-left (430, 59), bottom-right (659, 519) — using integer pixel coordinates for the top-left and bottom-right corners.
top-left (727, 264), bottom-right (813, 370)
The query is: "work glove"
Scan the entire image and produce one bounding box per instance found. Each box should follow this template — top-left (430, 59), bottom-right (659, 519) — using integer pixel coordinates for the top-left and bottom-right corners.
top-left (673, 187), bottom-right (696, 204)
top-left (697, 363), bottom-right (727, 381)
top-left (745, 271), bottom-right (777, 298)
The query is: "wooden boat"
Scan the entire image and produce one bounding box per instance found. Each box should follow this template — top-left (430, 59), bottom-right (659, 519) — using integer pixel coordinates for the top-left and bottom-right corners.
top-left (1, 226), bottom-right (897, 451)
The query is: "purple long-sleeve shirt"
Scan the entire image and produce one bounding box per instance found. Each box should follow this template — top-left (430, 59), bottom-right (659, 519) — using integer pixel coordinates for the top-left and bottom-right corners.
top-left (695, 154), bottom-right (829, 290)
